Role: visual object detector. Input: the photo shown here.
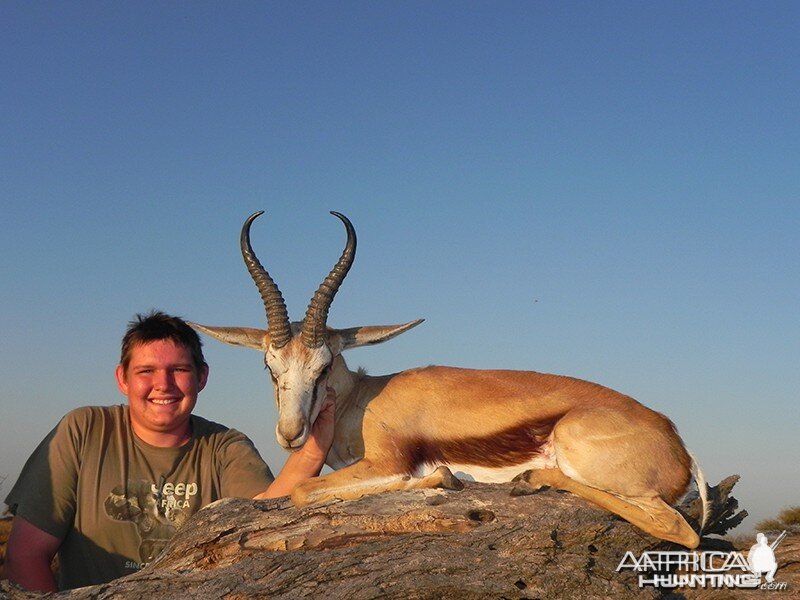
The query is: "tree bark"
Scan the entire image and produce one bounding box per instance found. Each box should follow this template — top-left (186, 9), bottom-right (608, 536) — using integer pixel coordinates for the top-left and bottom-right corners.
top-left (5, 476), bottom-right (791, 600)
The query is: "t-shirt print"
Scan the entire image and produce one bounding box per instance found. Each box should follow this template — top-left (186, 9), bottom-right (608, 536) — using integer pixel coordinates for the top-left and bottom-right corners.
top-left (104, 479), bottom-right (191, 563)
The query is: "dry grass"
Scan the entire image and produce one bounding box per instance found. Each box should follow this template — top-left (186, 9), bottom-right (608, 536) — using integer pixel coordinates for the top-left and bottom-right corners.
top-left (0, 516), bottom-right (11, 581)
top-left (755, 505), bottom-right (800, 533)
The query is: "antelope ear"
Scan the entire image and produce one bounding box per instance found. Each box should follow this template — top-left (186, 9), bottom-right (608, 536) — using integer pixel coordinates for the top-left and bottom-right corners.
top-left (329, 319), bottom-right (424, 352)
top-left (188, 322), bottom-right (270, 351)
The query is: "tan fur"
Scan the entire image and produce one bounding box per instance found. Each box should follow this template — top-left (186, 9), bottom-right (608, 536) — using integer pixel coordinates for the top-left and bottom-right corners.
top-left (191, 212), bottom-right (706, 548)
top-left (189, 324), bottom-right (703, 548)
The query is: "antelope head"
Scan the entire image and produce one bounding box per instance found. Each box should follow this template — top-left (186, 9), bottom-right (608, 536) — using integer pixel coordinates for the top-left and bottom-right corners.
top-left (190, 211), bottom-right (422, 450)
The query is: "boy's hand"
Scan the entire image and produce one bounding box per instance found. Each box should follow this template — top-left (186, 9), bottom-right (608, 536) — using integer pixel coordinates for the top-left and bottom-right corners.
top-left (300, 386), bottom-right (336, 464)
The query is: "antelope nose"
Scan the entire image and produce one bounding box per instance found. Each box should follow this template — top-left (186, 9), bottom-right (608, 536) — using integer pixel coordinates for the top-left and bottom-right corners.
top-left (278, 421), bottom-right (306, 446)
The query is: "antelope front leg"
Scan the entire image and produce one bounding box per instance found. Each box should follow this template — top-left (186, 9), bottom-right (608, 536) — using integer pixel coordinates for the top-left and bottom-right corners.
top-left (291, 460), bottom-right (464, 507)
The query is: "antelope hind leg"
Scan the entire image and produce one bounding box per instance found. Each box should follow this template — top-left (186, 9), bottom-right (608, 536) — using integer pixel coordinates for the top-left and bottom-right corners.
top-left (291, 461), bottom-right (463, 508)
top-left (519, 468), bottom-right (700, 548)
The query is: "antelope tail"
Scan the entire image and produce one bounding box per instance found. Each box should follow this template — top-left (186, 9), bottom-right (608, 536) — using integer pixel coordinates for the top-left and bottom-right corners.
top-left (689, 452), bottom-right (710, 532)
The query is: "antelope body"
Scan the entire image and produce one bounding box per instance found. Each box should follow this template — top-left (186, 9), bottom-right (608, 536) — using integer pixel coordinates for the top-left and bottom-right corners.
top-left (191, 211), bottom-right (707, 548)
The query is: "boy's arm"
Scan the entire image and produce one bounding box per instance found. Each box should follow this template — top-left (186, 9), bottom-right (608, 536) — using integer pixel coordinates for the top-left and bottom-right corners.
top-left (5, 515), bottom-right (62, 592)
top-left (254, 388), bottom-right (335, 499)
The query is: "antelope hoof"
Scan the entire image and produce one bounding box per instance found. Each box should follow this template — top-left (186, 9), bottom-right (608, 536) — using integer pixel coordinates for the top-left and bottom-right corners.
top-left (514, 469), bottom-right (553, 492)
top-left (684, 531), bottom-right (701, 550)
top-left (430, 466), bottom-right (465, 491)
top-left (512, 469), bottom-right (532, 482)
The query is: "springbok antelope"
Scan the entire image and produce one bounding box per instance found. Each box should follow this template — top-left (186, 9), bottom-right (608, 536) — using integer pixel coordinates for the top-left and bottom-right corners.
top-left (190, 211), bottom-right (708, 548)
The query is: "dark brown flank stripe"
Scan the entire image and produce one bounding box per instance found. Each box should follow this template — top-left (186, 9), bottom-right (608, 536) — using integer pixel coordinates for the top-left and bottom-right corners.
top-left (402, 416), bottom-right (564, 475)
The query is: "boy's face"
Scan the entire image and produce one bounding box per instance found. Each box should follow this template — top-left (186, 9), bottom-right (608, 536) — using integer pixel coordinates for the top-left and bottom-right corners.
top-left (116, 339), bottom-right (208, 446)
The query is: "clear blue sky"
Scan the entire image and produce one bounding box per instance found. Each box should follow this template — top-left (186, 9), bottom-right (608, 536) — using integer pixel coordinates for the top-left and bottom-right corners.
top-left (2, 2), bottom-right (797, 535)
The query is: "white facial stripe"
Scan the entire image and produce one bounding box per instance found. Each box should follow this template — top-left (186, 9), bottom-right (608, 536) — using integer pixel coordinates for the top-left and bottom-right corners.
top-left (265, 342), bottom-right (333, 446)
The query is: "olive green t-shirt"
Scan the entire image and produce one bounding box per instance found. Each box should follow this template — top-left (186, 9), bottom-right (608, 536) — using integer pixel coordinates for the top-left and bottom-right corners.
top-left (5, 405), bottom-right (274, 590)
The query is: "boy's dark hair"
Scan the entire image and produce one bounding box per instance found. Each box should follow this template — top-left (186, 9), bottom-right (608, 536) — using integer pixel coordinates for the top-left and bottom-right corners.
top-left (120, 310), bottom-right (207, 373)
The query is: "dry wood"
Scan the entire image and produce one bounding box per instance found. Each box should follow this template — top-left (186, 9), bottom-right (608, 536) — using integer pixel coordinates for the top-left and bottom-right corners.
top-left (4, 476), bottom-right (791, 600)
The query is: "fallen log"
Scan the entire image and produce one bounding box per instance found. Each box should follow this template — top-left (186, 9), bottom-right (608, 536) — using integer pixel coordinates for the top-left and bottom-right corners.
top-left (2, 477), bottom-right (762, 599)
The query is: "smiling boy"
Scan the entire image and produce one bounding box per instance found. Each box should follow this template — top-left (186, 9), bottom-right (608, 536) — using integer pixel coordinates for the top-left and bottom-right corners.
top-left (4, 311), bottom-right (334, 591)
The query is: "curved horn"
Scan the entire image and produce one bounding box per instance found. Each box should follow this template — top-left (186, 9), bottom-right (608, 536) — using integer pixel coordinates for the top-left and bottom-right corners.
top-left (240, 211), bottom-right (292, 348)
top-left (301, 211), bottom-right (357, 348)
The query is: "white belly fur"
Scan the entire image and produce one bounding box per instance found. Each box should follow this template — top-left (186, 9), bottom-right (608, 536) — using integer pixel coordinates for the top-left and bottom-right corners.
top-left (412, 441), bottom-right (557, 483)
